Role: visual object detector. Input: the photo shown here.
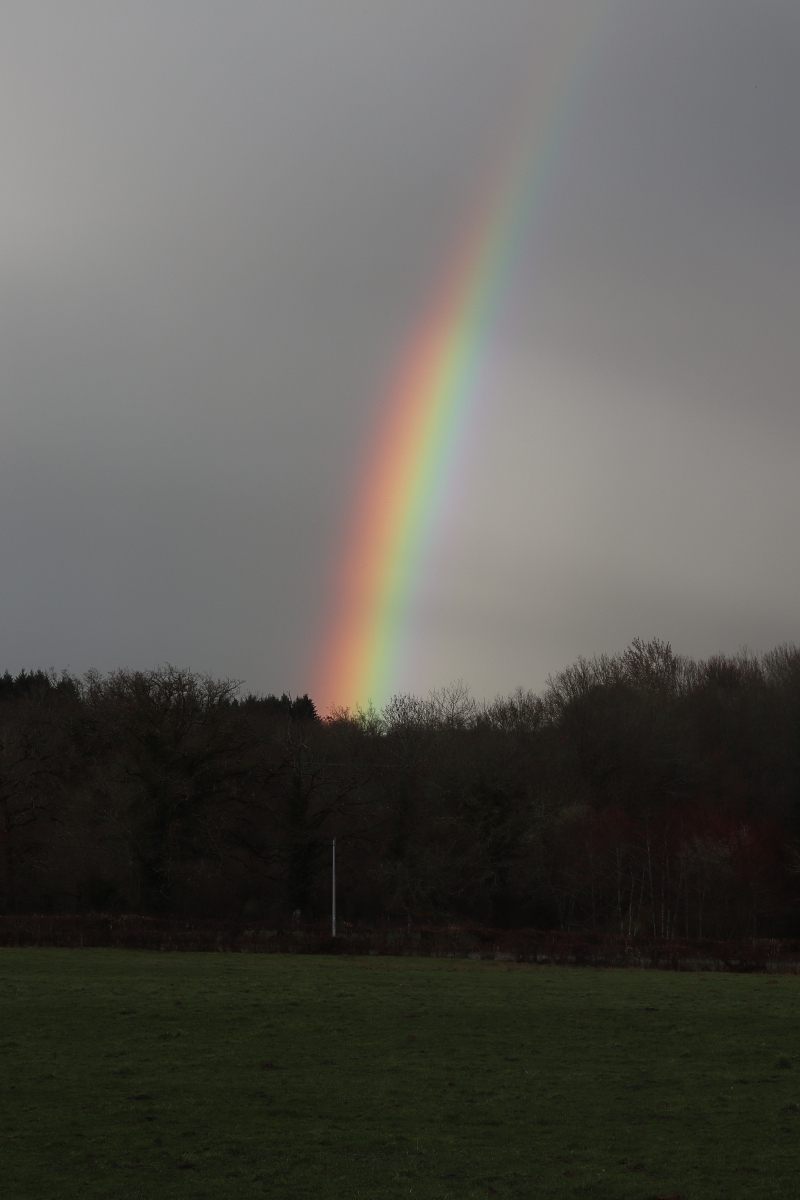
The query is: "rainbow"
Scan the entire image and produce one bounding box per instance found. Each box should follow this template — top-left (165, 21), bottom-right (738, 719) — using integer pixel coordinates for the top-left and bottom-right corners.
top-left (312, 30), bottom-right (608, 715)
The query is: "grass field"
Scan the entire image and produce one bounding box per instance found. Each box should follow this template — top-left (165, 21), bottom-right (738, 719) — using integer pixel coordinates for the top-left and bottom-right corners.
top-left (1, 950), bottom-right (798, 1198)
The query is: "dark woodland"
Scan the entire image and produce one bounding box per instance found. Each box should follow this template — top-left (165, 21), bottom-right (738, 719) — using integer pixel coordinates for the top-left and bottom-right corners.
top-left (2, 639), bottom-right (800, 938)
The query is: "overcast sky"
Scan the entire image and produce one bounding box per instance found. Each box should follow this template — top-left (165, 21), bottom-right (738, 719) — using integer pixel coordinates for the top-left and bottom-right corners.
top-left (1, 1), bottom-right (798, 707)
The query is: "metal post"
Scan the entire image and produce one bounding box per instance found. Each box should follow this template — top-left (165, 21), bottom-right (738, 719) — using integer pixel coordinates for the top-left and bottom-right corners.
top-left (332, 837), bottom-right (336, 937)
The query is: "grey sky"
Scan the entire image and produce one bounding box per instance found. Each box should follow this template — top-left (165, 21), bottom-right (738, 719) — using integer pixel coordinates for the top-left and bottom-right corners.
top-left (1, 1), bottom-right (798, 707)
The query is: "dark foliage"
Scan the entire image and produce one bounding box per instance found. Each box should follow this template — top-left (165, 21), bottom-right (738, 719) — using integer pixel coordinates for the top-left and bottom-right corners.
top-left (240, 692), bottom-right (318, 721)
top-left (2, 641), bottom-right (800, 938)
top-left (1, 914), bottom-right (799, 973)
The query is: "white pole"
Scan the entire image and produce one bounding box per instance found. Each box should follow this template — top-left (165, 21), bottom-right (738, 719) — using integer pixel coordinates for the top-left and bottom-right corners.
top-left (332, 837), bottom-right (336, 938)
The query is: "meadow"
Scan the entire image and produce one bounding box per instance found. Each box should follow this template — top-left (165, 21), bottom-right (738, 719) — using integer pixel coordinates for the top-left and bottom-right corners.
top-left (1, 950), bottom-right (798, 1198)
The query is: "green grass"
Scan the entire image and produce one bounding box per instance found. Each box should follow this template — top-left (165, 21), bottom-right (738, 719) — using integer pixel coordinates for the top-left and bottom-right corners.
top-left (1, 950), bottom-right (799, 1198)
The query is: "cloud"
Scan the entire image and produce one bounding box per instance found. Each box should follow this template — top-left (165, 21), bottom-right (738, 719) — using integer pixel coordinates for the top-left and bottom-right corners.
top-left (0, 1), bottom-right (797, 700)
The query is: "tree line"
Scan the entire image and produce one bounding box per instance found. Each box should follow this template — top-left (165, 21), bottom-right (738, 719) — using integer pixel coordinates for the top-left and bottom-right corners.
top-left (2, 638), bottom-right (800, 938)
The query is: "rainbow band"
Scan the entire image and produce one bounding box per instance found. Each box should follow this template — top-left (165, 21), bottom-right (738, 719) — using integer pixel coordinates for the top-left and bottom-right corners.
top-left (313, 21), bottom-right (609, 714)
top-left (314, 153), bottom-right (536, 713)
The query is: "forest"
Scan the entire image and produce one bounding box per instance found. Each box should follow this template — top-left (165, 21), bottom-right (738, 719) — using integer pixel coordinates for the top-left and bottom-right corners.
top-left (1, 638), bottom-right (800, 939)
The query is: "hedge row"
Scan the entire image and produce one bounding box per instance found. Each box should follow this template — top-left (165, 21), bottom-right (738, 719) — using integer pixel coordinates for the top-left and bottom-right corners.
top-left (1, 915), bottom-right (799, 972)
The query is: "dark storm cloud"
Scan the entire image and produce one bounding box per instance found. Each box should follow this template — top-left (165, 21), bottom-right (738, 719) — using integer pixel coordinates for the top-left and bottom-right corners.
top-left (0, 1), bottom-right (797, 702)
top-left (424, 0), bottom-right (800, 697)
top-left (529, 0), bottom-right (800, 414)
